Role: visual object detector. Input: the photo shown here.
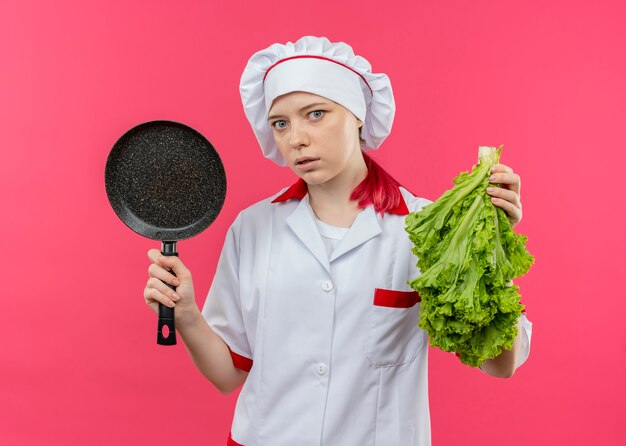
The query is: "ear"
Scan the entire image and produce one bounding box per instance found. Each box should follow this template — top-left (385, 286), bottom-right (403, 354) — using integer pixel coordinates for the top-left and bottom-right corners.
top-left (356, 118), bottom-right (364, 128)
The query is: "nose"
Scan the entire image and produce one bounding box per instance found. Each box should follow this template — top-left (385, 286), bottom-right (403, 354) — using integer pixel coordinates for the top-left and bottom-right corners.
top-left (289, 121), bottom-right (309, 149)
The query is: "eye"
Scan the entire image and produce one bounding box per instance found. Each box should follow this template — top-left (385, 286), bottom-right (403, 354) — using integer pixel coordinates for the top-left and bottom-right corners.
top-left (272, 120), bottom-right (288, 130)
top-left (309, 110), bottom-right (324, 120)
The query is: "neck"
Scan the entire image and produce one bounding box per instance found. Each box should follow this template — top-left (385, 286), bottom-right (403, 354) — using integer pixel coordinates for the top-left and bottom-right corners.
top-left (307, 151), bottom-right (368, 227)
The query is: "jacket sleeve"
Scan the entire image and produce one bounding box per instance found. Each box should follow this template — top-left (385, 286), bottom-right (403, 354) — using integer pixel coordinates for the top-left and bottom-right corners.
top-left (516, 312), bottom-right (533, 368)
top-left (201, 214), bottom-right (253, 371)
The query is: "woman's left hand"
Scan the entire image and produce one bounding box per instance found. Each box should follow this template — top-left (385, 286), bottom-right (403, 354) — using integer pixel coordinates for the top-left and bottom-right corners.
top-left (486, 164), bottom-right (523, 227)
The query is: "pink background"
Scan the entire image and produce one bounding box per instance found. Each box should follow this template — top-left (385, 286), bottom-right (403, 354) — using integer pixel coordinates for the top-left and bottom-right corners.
top-left (1, 0), bottom-right (624, 445)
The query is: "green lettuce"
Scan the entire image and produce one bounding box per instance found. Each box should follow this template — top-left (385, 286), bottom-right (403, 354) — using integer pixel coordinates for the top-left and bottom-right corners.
top-left (405, 146), bottom-right (534, 367)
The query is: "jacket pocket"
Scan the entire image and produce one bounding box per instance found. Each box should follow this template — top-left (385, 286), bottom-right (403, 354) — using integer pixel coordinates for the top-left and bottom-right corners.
top-left (366, 288), bottom-right (425, 367)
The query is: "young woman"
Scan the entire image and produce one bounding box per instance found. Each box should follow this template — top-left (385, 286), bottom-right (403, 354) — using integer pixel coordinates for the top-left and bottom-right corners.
top-left (143, 36), bottom-right (532, 446)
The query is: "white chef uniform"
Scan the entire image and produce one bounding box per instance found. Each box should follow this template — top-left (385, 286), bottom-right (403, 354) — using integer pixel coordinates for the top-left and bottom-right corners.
top-left (211, 35), bottom-right (533, 446)
top-left (202, 179), bottom-right (533, 446)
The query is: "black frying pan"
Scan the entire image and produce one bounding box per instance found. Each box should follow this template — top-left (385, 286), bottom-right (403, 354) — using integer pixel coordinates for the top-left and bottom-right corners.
top-left (105, 120), bottom-right (226, 345)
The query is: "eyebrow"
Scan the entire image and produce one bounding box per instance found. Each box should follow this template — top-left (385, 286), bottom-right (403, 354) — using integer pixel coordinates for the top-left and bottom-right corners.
top-left (267, 102), bottom-right (329, 121)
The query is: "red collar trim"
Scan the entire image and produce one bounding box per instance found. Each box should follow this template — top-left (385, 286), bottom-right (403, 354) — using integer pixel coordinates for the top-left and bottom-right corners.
top-left (389, 195), bottom-right (410, 215)
top-left (271, 178), bottom-right (409, 216)
top-left (271, 178), bottom-right (309, 203)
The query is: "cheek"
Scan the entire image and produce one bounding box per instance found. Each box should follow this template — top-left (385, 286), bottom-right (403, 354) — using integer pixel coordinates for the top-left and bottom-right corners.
top-left (338, 115), bottom-right (360, 141)
top-left (335, 121), bottom-right (360, 153)
top-left (273, 133), bottom-right (290, 156)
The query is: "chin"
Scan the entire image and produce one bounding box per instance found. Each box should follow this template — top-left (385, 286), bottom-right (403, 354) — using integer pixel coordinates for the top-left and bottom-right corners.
top-left (298, 171), bottom-right (328, 186)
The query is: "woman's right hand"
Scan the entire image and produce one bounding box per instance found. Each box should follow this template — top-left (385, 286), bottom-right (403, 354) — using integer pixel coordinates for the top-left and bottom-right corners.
top-left (144, 249), bottom-right (198, 318)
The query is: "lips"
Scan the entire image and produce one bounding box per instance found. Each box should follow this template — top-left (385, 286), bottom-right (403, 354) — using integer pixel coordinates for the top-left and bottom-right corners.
top-left (295, 156), bottom-right (320, 166)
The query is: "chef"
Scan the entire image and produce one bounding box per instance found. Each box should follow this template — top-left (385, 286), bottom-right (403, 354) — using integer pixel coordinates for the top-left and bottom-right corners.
top-left (143, 36), bottom-right (533, 446)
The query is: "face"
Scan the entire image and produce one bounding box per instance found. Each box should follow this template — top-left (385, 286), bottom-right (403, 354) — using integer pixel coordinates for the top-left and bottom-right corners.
top-left (267, 91), bottom-right (364, 186)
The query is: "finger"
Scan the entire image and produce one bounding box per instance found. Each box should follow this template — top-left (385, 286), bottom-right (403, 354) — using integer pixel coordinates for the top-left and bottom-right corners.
top-left (486, 186), bottom-right (521, 208)
top-left (148, 249), bottom-right (189, 283)
top-left (148, 249), bottom-right (162, 263)
top-left (158, 255), bottom-right (192, 282)
top-left (490, 196), bottom-right (522, 226)
top-left (146, 277), bottom-right (180, 301)
top-left (488, 172), bottom-right (521, 195)
top-left (144, 286), bottom-right (176, 308)
top-left (147, 262), bottom-right (180, 288)
top-left (491, 163), bottom-right (514, 174)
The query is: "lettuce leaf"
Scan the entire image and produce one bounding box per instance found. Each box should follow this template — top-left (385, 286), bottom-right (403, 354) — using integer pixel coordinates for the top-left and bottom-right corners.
top-left (405, 146), bottom-right (534, 367)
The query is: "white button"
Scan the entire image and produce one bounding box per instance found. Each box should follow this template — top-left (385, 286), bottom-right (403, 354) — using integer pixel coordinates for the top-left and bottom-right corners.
top-left (315, 363), bottom-right (328, 375)
top-left (321, 280), bottom-right (334, 292)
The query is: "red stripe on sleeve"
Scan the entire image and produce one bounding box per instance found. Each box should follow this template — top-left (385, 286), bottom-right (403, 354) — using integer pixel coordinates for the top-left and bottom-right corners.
top-left (227, 432), bottom-right (244, 446)
top-left (228, 347), bottom-right (253, 372)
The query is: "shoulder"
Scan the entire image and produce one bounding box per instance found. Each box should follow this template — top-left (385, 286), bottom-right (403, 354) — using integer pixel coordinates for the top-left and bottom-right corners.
top-left (399, 186), bottom-right (433, 214)
top-left (237, 187), bottom-right (290, 219)
top-left (222, 188), bottom-right (289, 250)
top-left (230, 186), bottom-right (294, 233)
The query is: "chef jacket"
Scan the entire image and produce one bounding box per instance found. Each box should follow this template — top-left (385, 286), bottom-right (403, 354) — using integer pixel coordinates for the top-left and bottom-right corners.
top-left (203, 180), bottom-right (533, 446)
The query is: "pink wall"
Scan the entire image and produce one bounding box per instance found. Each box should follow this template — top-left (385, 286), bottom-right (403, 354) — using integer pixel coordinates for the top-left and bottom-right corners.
top-left (1, 0), bottom-right (624, 444)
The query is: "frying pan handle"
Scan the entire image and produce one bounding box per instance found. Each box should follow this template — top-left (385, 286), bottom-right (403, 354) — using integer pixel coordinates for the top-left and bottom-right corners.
top-left (157, 241), bottom-right (178, 346)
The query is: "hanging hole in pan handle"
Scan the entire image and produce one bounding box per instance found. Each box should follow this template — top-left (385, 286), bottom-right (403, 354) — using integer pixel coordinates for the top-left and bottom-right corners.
top-left (157, 241), bottom-right (178, 346)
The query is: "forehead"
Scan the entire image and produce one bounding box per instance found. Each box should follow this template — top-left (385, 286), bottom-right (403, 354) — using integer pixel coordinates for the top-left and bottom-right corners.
top-left (268, 91), bottom-right (335, 115)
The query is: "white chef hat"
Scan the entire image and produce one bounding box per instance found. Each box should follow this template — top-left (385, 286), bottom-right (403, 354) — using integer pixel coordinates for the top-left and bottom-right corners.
top-left (240, 36), bottom-right (395, 166)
